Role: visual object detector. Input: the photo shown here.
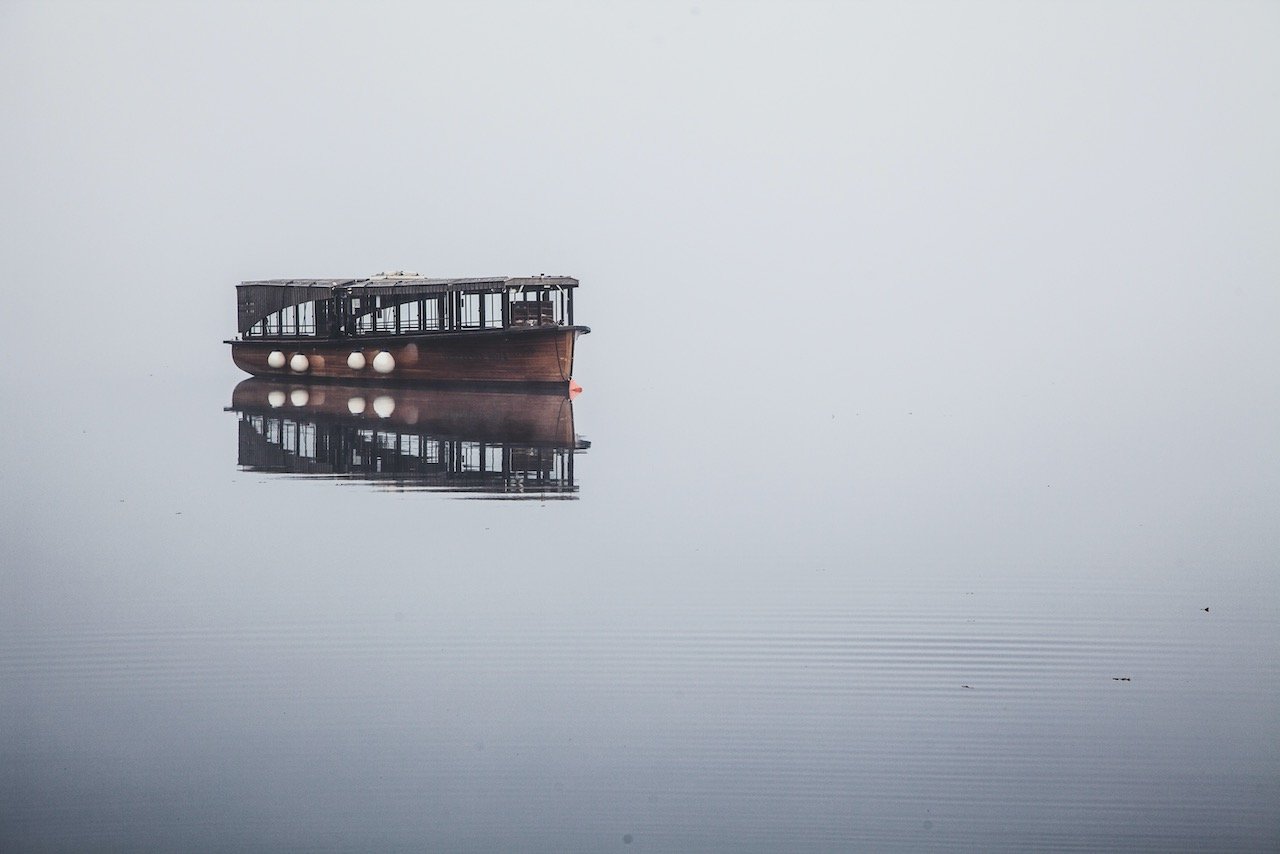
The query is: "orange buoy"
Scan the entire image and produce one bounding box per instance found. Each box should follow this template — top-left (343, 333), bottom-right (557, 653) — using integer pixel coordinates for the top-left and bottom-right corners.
top-left (569, 380), bottom-right (583, 398)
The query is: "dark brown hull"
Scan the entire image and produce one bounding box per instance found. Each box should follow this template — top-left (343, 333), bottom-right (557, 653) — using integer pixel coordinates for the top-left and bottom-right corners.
top-left (229, 378), bottom-right (581, 447)
top-left (228, 326), bottom-right (586, 384)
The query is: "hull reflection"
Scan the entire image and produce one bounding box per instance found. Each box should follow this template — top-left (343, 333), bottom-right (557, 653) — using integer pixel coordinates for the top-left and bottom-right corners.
top-left (227, 378), bottom-right (588, 498)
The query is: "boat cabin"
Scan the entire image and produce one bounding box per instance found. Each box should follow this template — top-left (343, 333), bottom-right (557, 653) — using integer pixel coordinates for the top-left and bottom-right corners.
top-left (236, 273), bottom-right (579, 340)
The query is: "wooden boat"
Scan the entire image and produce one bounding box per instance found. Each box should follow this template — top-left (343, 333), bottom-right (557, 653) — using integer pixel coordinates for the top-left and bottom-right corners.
top-left (227, 378), bottom-right (588, 497)
top-left (227, 272), bottom-right (588, 386)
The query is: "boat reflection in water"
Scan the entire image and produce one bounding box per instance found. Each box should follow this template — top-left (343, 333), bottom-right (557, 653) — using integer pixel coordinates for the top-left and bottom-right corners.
top-left (227, 378), bottom-right (588, 498)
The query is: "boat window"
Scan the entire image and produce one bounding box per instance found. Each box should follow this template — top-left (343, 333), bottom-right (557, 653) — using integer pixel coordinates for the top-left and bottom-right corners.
top-left (298, 302), bottom-right (316, 335)
top-left (355, 299), bottom-right (374, 334)
top-left (423, 298), bottom-right (441, 330)
top-left (375, 298), bottom-right (397, 333)
top-left (483, 293), bottom-right (504, 329)
top-left (459, 293), bottom-right (481, 329)
top-left (550, 451), bottom-right (568, 483)
top-left (279, 302), bottom-right (317, 336)
top-left (300, 423), bottom-right (316, 458)
top-left (423, 439), bottom-right (441, 465)
top-left (281, 420), bottom-right (302, 453)
top-left (246, 301), bottom-right (321, 337)
top-left (511, 447), bottom-right (551, 475)
top-left (400, 300), bottom-right (420, 332)
top-left (459, 441), bottom-right (483, 471)
top-left (510, 292), bottom-right (555, 327)
top-left (263, 311), bottom-right (283, 336)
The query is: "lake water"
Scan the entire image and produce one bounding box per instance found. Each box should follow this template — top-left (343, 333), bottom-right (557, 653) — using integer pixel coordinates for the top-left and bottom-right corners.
top-left (2, 2), bottom-right (1278, 850)
top-left (2, 349), bottom-right (1276, 852)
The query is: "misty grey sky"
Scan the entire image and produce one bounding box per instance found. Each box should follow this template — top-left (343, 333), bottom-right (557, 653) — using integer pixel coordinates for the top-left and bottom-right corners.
top-left (1, 0), bottom-right (1276, 408)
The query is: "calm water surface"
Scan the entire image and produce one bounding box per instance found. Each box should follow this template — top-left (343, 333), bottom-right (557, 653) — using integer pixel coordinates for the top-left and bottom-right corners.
top-left (1, 360), bottom-right (1276, 852)
top-left (4, 1), bottom-right (1278, 849)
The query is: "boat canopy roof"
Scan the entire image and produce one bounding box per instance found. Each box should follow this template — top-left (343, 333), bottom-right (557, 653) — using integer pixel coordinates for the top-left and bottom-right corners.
top-left (236, 274), bottom-right (578, 334)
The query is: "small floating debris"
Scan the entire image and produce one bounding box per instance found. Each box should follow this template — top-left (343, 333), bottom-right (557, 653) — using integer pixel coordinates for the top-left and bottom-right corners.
top-left (1112, 677), bottom-right (1132, 682)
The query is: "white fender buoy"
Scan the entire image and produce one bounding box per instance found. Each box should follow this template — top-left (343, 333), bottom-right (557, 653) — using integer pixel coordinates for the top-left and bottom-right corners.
top-left (372, 351), bottom-right (395, 373)
top-left (267, 350), bottom-right (286, 369)
top-left (290, 353), bottom-right (309, 373)
top-left (347, 397), bottom-right (366, 415)
top-left (290, 388), bottom-right (309, 407)
top-left (267, 390), bottom-right (286, 408)
top-left (373, 395), bottom-right (396, 418)
top-left (347, 351), bottom-right (367, 370)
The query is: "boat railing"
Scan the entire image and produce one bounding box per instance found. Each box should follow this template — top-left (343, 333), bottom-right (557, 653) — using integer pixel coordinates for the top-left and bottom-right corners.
top-left (237, 280), bottom-right (576, 339)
